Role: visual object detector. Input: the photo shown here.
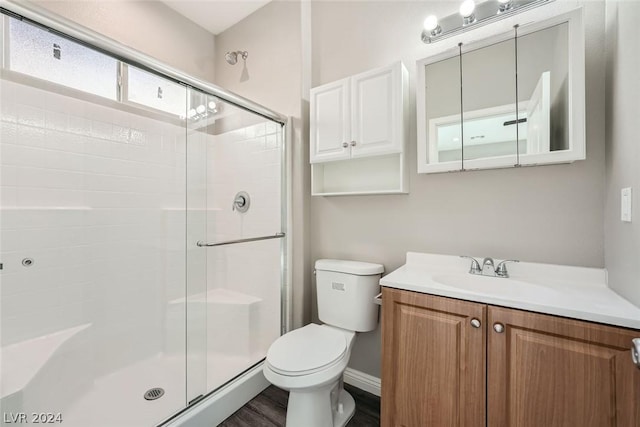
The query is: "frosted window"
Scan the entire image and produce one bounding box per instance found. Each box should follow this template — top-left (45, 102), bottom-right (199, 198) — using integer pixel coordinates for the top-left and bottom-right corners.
top-left (127, 66), bottom-right (187, 117)
top-left (8, 18), bottom-right (118, 100)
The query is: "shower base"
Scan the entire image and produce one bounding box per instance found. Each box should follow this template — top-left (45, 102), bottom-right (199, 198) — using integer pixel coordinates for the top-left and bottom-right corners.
top-left (60, 352), bottom-right (261, 427)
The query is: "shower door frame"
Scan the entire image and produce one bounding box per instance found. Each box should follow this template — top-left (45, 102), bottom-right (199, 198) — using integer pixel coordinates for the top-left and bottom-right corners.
top-left (0, 0), bottom-right (293, 423)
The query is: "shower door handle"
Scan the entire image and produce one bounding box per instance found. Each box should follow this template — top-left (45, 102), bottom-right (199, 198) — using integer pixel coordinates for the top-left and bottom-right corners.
top-left (197, 232), bottom-right (285, 247)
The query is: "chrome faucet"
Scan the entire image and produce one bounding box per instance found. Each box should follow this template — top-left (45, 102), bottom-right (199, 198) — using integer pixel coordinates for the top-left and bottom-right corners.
top-left (481, 257), bottom-right (496, 276)
top-left (460, 256), bottom-right (519, 278)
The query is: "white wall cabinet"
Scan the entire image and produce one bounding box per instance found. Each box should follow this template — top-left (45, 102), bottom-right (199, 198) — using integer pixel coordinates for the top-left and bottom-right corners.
top-left (310, 79), bottom-right (351, 163)
top-left (310, 62), bottom-right (408, 196)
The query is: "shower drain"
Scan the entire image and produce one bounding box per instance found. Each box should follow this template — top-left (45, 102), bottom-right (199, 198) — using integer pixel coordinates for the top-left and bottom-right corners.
top-left (144, 387), bottom-right (165, 401)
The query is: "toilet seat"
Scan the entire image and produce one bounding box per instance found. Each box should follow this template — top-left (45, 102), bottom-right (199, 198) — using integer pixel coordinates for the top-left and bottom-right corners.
top-left (266, 324), bottom-right (347, 376)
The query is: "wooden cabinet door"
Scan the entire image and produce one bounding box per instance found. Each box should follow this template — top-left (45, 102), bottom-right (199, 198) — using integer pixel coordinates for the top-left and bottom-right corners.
top-left (381, 288), bottom-right (486, 427)
top-left (309, 78), bottom-right (351, 163)
top-left (488, 306), bottom-right (640, 427)
top-left (350, 62), bottom-right (403, 159)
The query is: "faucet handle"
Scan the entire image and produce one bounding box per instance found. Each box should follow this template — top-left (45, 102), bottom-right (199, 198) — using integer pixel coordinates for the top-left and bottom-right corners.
top-left (460, 256), bottom-right (482, 275)
top-left (495, 259), bottom-right (519, 278)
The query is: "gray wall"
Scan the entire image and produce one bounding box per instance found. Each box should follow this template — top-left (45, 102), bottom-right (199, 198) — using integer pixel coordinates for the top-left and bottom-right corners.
top-left (604, 0), bottom-right (640, 306)
top-left (34, 1), bottom-right (216, 81)
top-left (310, 1), bottom-right (606, 378)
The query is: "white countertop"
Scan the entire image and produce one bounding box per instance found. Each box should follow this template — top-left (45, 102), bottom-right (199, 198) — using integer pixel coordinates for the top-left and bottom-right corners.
top-left (380, 252), bottom-right (640, 330)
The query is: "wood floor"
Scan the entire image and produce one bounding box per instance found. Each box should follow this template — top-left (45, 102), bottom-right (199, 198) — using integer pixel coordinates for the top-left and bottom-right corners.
top-left (218, 384), bottom-right (380, 426)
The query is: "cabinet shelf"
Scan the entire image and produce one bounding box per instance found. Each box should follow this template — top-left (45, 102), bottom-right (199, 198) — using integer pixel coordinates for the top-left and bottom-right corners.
top-left (311, 153), bottom-right (407, 196)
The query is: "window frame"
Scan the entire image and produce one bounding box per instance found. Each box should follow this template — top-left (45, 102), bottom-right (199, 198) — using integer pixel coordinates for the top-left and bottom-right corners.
top-left (0, 14), bottom-right (191, 123)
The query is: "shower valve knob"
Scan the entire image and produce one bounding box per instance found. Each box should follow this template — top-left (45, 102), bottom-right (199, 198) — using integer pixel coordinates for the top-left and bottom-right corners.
top-left (232, 191), bottom-right (250, 213)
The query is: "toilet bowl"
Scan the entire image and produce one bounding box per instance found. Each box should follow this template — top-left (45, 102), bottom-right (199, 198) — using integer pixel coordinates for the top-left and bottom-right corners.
top-left (264, 324), bottom-right (356, 427)
top-left (263, 259), bottom-right (383, 427)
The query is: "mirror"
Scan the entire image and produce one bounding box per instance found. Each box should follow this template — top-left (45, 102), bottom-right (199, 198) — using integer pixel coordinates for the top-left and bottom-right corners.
top-left (517, 22), bottom-right (569, 164)
top-left (417, 9), bottom-right (584, 174)
top-left (421, 52), bottom-right (462, 172)
top-left (462, 37), bottom-right (519, 170)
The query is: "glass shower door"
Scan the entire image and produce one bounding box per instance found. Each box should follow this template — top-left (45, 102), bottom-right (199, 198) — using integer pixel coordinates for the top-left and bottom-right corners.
top-left (0, 16), bottom-right (190, 426)
top-left (185, 88), bottom-right (284, 395)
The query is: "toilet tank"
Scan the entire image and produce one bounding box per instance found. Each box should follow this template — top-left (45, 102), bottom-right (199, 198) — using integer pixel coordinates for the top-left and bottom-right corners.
top-left (315, 259), bottom-right (384, 332)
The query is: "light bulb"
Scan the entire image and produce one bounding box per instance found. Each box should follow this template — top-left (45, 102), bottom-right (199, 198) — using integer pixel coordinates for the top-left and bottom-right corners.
top-left (459, 0), bottom-right (476, 18)
top-left (208, 101), bottom-right (217, 110)
top-left (187, 109), bottom-right (197, 118)
top-left (196, 104), bottom-right (206, 114)
top-left (423, 15), bottom-right (439, 32)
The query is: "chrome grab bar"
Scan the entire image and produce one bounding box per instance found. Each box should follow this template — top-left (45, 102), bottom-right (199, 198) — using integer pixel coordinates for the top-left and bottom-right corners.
top-left (196, 232), bottom-right (285, 248)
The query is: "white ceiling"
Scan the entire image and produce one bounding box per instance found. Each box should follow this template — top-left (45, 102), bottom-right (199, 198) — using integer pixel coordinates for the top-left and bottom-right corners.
top-left (162, 0), bottom-right (272, 35)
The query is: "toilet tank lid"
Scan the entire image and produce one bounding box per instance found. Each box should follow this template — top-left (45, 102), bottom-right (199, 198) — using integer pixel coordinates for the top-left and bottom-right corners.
top-left (315, 259), bottom-right (384, 275)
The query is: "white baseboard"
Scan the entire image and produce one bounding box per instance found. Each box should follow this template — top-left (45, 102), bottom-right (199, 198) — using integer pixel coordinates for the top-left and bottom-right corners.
top-left (343, 367), bottom-right (381, 397)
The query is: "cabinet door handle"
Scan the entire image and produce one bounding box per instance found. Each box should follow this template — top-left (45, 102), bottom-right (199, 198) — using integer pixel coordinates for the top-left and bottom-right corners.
top-left (350, 140), bottom-right (357, 147)
top-left (493, 323), bottom-right (505, 333)
top-left (470, 318), bottom-right (481, 328)
top-left (342, 142), bottom-right (349, 148)
top-left (632, 338), bottom-right (640, 369)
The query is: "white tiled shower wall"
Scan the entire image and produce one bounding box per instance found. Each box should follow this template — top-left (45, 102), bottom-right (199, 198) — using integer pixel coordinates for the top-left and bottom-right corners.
top-left (205, 120), bottom-right (283, 365)
top-left (0, 79), bottom-right (188, 374)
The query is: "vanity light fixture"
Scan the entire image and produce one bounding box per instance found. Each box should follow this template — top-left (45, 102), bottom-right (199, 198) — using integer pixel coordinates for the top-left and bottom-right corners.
top-left (420, 0), bottom-right (552, 44)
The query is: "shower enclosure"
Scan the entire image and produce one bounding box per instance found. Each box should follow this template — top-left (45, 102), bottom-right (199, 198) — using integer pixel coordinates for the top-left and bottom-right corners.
top-left (0, 4), bottom-right (288, 427)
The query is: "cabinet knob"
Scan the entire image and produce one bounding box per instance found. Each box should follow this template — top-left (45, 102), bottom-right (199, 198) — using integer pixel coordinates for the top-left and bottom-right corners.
top-left (470, 318), bottom-right (481, 328)
top-left (342, 142), bottom-right (349, 148)
top-left (350, 140), bottom-right (357, 147)
top-left (493, 323), bottom-right (505, 333)
top-left (632, 338), bottom-right (640, 369)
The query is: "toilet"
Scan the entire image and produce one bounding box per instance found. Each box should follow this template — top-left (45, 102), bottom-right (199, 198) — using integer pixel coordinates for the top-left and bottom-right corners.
top-left (263, 259), bottom-right (383, 427)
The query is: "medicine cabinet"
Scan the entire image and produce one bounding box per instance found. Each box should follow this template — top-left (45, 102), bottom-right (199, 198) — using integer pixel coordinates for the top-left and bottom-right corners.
top-left (416, 9), bottom-right (585, 173)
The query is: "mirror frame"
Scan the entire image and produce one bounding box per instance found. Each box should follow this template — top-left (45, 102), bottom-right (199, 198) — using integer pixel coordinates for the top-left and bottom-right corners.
top-left (416, 8), bottom-right (585, 174)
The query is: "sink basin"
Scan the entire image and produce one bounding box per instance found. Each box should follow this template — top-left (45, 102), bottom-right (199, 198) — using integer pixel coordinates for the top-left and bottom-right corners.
top-left (431, 273), bottom-right (559, 299)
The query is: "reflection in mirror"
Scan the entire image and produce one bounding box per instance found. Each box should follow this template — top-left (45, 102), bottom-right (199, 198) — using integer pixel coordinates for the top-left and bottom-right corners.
top-left (424, 53), bottom-right (462, 170)
top-left (517, 22), bottom-right (569, 158)
top-left (461, 37), bottom-right (519, 168)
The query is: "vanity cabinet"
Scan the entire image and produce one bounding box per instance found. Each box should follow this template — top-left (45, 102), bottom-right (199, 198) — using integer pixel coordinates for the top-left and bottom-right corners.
top-left (488, 306), bottom-right (640, 427)
top-left (381, 288), bottom-right (640, 427)
top-left (381, 288), bottom-right (486, 427)
top-left (310, 62), bottom-right (408, 195)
